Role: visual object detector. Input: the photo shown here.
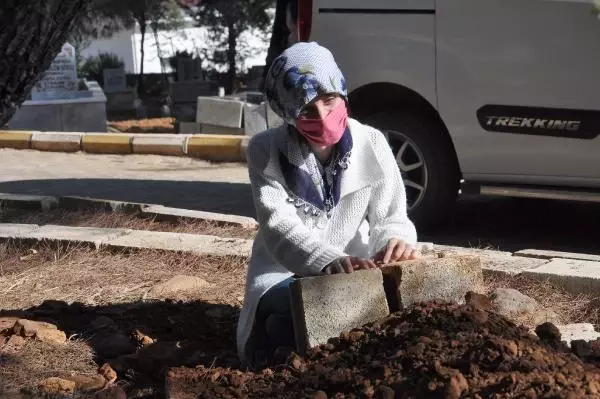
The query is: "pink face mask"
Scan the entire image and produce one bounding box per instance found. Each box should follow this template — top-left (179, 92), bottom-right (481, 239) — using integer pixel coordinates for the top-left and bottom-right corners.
top-left (296, 100), bottom-right (348, 146)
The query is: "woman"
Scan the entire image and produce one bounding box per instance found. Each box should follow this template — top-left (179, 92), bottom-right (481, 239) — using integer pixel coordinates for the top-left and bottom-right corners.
top-left (237, 42), bottom-right (419, 368)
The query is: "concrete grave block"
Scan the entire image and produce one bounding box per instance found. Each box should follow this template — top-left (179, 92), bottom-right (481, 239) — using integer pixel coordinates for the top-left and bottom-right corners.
top-left (132, 135), bottom-right (188, 156)
top-left (177, 122), bottom-right (203, 134)
top-left (0, 193), bottom-right (58, 211)
top-left (141, 205), bottom-right (258, 229)
top-left (522, 258), bottom-right (600, 296)
top-left (243, 103), bottom-right (267, 137)
top-left (266, 103), bottom-right (284, 128)
top-left (0, 223), bottom-right (41, 239)
top-left (290, 269), bottom-right (389, 353)
top-left (29, 225), bottom-right (131, 248)
top-left (381, 255), bottom-right (484, 311)
top-left (515, 249), bottom-right (600, 263)
top-left (196, 97), bottom-right (243, 128)
top-left (200, 123), bottom-right (245, 135)
top-left (31, 132), bottom-right (82, 152)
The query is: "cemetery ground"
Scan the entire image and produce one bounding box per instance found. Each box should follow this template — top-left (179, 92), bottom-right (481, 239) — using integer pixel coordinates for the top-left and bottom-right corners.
top-left (1, 206), bottom-right (600, 397)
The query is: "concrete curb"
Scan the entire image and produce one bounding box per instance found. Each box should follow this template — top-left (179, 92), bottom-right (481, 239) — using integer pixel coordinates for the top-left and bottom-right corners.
top-left (0, 131), bottom-right (32, 149)
top-left (0, 130), bottom-right (245, 162)
top-left (82, 133), bottom-right (132, 154)
top-left (0, 193), bottom-right (258, 229)
top-left (31, 132), bottom-right (82, 152)
top-left (0, 223), bottom-right (252, 257)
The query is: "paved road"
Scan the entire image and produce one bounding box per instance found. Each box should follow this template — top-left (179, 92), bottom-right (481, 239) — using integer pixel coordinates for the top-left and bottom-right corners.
top-left (1, 149), bottom-right (599, 255)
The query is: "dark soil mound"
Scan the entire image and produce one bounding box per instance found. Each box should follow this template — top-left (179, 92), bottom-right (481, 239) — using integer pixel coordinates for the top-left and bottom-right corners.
top-left (168, 296), bottom-right (600, 398)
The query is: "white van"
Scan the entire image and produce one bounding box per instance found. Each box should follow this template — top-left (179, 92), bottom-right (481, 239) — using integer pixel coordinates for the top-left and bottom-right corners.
top-left (267, 0), bottom-right (600, 229)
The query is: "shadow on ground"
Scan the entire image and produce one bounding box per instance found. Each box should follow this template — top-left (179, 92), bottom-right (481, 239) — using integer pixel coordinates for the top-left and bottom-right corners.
top-left (423, 195), bottom-right (600, 254)
top-left (0, 179), bottom-right (255, 217)
top-left (1, 300), bottom-right (241, 398)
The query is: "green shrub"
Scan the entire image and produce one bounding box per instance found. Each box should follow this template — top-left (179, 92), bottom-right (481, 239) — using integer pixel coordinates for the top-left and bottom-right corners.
top-left (79, 52), bottom-right (125, 87)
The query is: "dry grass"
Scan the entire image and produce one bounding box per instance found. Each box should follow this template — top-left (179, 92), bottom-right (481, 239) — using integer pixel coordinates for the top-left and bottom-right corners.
top-left (0, 208), bottom-right (257, 240)
top-left (108, 117), bottom-right (175, 134)
top-left (484, 273), bottom-right (600, 329)
top-left (0, 339), bottom-right (97, 397)
top-left (0, 241), bottom-right (248, 311)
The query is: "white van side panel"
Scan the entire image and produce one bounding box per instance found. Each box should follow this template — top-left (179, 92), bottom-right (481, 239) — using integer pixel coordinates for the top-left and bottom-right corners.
top-left (311, 2), bottom-right (437, 107)
top-left (315, 0), bottom-right (434, 10)
top-left (436, 0), bottom-right (600, 185)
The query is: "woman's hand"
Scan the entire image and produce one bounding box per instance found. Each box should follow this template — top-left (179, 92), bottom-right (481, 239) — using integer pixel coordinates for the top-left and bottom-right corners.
top-left (322, 256), bottom-right (378, 275)
top-left (374, 239), bottom-right (420, 264)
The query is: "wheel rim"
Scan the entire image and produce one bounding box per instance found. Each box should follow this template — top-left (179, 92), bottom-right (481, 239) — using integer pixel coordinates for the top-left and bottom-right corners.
top-left (385, 130), bottom-right (429, 212)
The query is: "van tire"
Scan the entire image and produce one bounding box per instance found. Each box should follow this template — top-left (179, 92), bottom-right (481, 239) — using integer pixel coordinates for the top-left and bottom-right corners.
top-left (363, 111), bottom-right (460, 231)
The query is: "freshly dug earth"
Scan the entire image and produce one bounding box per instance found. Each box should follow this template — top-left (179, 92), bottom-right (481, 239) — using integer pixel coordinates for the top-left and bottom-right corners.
top-left (168, 297), bottom-right (600, 399)
top-left (0, 208), bottom-right (257, 240)
top-left (108, 117), bottom-right (175, 134)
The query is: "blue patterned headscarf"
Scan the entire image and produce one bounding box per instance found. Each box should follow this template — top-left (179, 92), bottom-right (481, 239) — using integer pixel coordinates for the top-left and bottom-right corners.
top-left (264, 42), bottom-right (348, 126)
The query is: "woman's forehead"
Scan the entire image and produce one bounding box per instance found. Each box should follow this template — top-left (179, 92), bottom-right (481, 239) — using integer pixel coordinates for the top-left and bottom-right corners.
top-left (303, 93), bottom-right (340, 107)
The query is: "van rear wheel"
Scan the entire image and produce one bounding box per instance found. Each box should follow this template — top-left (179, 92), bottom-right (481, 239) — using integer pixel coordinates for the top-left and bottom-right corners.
top-left (364, 111), bottom-right (460, 231)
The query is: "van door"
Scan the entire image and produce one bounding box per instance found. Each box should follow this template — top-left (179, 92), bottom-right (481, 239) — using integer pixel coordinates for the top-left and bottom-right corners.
top-left (436, 0), bottom-right (600, 187)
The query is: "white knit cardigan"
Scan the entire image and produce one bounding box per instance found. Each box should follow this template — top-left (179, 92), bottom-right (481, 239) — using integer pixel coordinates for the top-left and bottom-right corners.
top-left (236, 118), bottom-right (417, 363)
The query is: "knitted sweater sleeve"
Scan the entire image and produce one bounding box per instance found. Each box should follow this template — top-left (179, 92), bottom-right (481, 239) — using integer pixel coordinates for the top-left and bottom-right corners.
top-left (247, 135), bottom-right (347, 277)
top-left (366, 129), bottom-right (418, 255)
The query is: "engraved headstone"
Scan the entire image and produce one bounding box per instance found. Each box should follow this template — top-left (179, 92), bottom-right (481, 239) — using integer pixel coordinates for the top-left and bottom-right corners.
top-left (31, 43), bottom-right (89, 101)
top-left (102, 68), bottom-right (126, 92)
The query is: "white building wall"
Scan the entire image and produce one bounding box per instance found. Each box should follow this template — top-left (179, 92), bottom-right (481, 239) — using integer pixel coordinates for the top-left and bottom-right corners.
top-left (81, 23), bottom-right (270, 75)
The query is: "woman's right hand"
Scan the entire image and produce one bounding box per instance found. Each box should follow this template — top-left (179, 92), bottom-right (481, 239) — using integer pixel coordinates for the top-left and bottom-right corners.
top-left (322, 257), bottom-right (378, 275)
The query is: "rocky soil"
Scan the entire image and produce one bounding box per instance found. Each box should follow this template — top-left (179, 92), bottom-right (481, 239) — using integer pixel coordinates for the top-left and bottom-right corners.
top-left (167, 293), bottom-right (600, 399)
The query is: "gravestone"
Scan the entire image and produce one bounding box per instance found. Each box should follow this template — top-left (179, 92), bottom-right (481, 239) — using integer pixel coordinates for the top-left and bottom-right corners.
top-left (177, 58), bottom-right (204, 82)
top-left (102, 68), bottom-right (126, 93)
top-left (9, 42), bottom-right (107, 132)
top-left (31, 43), bottom-right (90, 101)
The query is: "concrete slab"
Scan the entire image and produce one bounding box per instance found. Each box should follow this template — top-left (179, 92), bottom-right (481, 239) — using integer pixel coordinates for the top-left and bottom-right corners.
top-left (515, 249), bottom-right (600, 263)
top-left (132, 135), bottom-right (188, 156)
top-left (31, 132), bottom-right (82, 152)
top-left (556, 323), bottom-right (600, 347)
top-left (58, 196), bottom-right (149, 213)
top-left (243, 103), bottom-right (267, 137)
top-left (381, 255), bottom-right (484, 311)
top-left (523, 258), bottom-right (600, 296)
top-left (196, 97), bottom-right (243, 128)
top-left (0, 223), bottom-right (41, 239)
top-left (290, 269), bottom-right (389, 353)
top-left (141, 205), bottom-right (258, 229)
top-left (28, 225), bottom-right (130, 248)
top-left (102, 230), bottom-right (252, 257)
top-left (0, 193), bottom-right (58, 211)
top-left (432, 245), bottom-right (536, 276)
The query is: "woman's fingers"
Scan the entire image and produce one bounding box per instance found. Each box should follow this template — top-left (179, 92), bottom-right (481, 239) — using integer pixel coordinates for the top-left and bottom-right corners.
top-left (341, 257), bottom-right (354, 273)
top-left (390, 241), bottom-right (408, 262)
top-left (382, 239), bottom-right (399, 264)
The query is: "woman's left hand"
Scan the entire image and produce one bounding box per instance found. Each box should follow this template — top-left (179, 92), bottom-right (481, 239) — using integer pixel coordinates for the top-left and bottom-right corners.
top-left (374, 239), bottom-right (420, 264)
